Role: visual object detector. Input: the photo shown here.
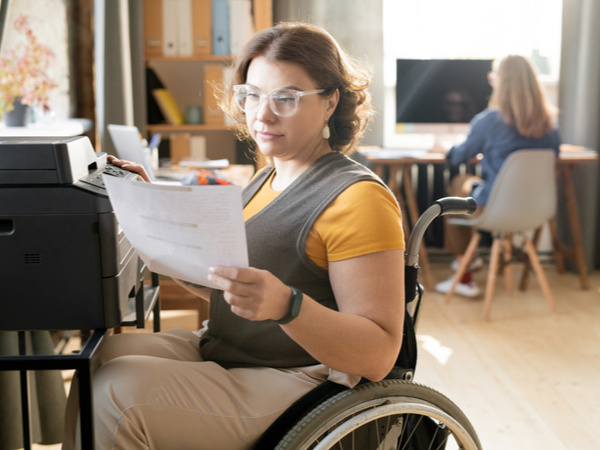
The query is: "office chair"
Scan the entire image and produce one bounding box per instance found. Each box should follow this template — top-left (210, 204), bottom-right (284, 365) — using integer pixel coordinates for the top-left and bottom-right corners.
top-left (444, 150), bottom-right (558, 320)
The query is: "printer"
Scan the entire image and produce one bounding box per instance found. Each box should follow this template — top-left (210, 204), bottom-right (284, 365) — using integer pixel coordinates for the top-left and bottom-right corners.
top-left (0, 136), bottom-right (142, 331)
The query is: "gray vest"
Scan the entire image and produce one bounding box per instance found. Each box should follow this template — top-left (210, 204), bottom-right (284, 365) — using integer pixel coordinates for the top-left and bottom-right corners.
top-left (200, 152), bottom-right (387, 368)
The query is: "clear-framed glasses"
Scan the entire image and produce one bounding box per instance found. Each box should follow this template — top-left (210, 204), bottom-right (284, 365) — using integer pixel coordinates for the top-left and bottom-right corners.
top-left (233, 84), bottom-right (325, 117)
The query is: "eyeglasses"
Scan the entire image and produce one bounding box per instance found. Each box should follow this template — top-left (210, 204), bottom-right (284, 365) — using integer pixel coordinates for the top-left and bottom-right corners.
top-left (233, 84), bottom-right (325, 117)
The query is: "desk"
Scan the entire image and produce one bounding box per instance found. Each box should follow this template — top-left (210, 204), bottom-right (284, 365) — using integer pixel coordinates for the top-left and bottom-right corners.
top-left (363, 147), bottom-right (598, 290)
top-left (0, 118), bottom-right (93, 136)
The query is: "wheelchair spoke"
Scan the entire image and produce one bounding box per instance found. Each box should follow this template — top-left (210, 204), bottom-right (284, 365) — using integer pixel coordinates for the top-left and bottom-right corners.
top-left (399, 415), bottom-right (424, 450)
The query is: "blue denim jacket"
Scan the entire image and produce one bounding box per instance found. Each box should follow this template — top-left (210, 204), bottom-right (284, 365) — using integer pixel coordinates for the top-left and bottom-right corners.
top-left (446, 108), bottom-right (561, 205)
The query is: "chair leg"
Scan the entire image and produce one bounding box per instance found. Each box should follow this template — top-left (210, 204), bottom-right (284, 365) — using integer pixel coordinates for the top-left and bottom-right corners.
top-left (483, 237), bottom-right (502, 321)
top-left (548, 218), bottom-right (566, 273)
top-left (503, 234), bottom-right (513, 296)
top-left (445, 233), bottom-right (481, 303)
top-left (524, 236), bottom-right (558, 313)
top-left (519, 227), bottom-right (542, 291)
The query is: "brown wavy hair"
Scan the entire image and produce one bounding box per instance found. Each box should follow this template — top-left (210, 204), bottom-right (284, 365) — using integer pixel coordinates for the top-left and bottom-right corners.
top-left (220, 22), bottom-right (374, 155)
top-left (488, 54), bottom-right (556, 139)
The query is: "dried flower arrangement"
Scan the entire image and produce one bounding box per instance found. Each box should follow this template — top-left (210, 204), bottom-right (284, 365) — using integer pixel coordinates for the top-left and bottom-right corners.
top-left (0, 14), bottom-right (58, 116)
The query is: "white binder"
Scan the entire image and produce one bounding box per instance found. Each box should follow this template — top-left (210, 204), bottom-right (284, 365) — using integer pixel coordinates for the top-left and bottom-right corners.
top-left (177, 0), bottom-right (193, 56)
top-left (162, 0), bottom-right (179, 56)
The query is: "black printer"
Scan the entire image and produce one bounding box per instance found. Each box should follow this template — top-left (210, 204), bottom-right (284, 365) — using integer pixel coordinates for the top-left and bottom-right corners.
top-left (0, 136), bottom-right (142, 330)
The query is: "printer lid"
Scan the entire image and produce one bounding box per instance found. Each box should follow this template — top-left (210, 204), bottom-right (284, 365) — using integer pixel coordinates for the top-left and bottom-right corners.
top-left (0, 136), bottom-right (102, 185)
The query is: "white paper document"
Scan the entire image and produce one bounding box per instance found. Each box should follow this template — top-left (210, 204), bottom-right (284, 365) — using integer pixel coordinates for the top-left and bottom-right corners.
top-left (102, 176), bottom-right (248, 289)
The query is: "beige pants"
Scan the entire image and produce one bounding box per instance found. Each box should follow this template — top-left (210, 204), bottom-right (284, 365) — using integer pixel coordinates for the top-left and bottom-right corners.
top-left (444, 174), bottom-right (484, 255)
top-left (62, 328), bottom-right (330, 450)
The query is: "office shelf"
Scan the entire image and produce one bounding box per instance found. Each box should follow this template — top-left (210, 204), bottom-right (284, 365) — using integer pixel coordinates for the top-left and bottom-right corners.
top-left (145, 55), bottom-right (236, 63)
top-left (146, 123), bottom-right (234, 133)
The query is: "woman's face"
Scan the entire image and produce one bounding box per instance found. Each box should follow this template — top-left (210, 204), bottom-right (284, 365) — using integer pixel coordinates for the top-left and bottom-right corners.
top-left (243, 56), bottom-right (337, 162)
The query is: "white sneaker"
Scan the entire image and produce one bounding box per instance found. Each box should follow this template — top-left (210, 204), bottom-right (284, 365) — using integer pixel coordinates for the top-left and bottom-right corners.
top-left (450, 256), bottom-right (484, 273)
top-left (435, 275), bottom-right (481, 298)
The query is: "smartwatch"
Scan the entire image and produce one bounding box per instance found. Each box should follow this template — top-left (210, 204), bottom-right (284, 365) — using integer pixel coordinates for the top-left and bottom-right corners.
top-left (275, 286), bottom-right (303, 325)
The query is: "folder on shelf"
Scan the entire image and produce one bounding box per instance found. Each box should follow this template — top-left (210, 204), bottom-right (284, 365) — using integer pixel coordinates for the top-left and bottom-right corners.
top-left (152, 88), bottom-right (185, 125)
top-left (176, 0), bottom-right (194, 56)
top-left (192, 0), bottom-right (212, 55)
top-left (229, 0), bottom-right (255, 56)
top-left (253, 0), bottom-right (272, 31)
top-left (170, 132), bottom-right (191, 164)
top-left (204, 64), bottom-right (225, 124)
top-left (162, 0), bottom-right (179, 56)
top-left (211, 0), bottom-right (230, 56)
top-left (144, 0), bottom-right (163, 57)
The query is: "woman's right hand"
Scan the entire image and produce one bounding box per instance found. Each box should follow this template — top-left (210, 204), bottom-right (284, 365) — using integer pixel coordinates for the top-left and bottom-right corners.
top-left (107, 155), bottom-right (151, 182)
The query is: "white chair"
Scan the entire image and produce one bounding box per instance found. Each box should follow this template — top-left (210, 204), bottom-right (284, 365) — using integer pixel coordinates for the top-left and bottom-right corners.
top-left (445, 149), bottom-right (558, 320)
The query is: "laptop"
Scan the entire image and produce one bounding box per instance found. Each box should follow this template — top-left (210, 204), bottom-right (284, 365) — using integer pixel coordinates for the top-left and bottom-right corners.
top-left (107, 124), bottom-right (185, 183)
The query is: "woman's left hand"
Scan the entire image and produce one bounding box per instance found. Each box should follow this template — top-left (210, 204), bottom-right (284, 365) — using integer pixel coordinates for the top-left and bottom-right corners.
top-left (208, 266), bottom-right (292, 321)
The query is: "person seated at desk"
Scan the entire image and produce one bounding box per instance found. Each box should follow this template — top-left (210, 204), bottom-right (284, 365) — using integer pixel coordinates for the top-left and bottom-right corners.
top-left (429, 54), bottom-right (561, 297)
top-left (62, 22), bottom-right (406, 450)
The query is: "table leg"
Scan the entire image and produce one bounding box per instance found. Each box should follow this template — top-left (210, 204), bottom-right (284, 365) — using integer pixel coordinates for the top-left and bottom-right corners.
top-left (78, 360), bottom-right (95, 449)
top-left (380, 164), bottom-right (412, 247)
top-left (561, 164), bottom-right (590, 289)
top-left (402, 165), bottom-right (433, 289)
top-left (18, 332), bottom-right (32, 450)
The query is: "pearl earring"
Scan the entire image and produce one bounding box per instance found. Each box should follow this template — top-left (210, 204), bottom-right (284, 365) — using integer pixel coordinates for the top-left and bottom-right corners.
top-left (323, 122), bottom-right (330, 139)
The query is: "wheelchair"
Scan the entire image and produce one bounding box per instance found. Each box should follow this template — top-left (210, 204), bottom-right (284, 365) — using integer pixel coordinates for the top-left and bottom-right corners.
top-left (252, 197), bottom-right (483, 450)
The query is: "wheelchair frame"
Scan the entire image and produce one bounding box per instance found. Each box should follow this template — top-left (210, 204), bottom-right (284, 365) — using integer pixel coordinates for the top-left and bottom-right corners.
top-left (252, 197), bottom-right (483, 450)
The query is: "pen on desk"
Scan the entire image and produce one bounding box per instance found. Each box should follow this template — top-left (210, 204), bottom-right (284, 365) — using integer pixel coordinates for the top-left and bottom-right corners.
top-left (148, 133), bottom-right (161, 150)
top-left (148, 133), bottom-right (161, 170)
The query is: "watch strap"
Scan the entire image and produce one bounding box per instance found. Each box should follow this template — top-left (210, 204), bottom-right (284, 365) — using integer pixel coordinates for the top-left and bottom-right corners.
top-left (275, 286), bottom-right (303, 325)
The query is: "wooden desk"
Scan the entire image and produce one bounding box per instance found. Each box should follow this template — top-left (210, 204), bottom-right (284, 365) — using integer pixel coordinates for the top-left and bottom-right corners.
top-left (547, 149), bottom-right (598, 289)
top-left (363, 147), bottom-right (598, 290)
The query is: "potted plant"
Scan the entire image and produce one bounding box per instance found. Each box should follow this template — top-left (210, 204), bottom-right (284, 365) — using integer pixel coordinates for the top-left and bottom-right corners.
top-left (0, 14), bottom-right (58, 126)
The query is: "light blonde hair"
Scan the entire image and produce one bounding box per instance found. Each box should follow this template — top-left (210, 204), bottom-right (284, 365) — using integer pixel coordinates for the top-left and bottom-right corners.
top-left (488, 54), bottom-right (555, 139)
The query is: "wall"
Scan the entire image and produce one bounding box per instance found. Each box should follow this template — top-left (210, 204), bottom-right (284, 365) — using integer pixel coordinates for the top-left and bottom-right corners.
top-left (273, 0), bottom-right (384, 147)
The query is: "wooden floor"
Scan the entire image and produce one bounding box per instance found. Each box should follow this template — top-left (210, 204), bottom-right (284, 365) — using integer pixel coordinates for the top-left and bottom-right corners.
top-left (416, 261), bottom-right (600, 450)
top-left (27, 260), bottom-right (600, 450)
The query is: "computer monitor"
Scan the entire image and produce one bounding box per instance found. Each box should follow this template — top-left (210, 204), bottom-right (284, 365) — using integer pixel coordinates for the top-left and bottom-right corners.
top-left (395, 59), bottom-right (493, 134)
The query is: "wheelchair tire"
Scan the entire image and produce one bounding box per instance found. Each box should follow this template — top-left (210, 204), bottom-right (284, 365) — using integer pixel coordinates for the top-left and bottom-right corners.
top-left (274, 380), bottom-right (481, 450)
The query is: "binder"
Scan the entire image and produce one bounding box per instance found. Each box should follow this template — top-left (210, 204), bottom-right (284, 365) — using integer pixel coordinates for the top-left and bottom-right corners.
top-left (177, 0), bottom-right (194, 56)
top-left (144, 0), bottom-right (163, 57)
top-left (204, 64), bottom-right (225, 124)
top-left (253, 0), bottom-right (272, 31)
top-left (211, 0), bottom-right (230, 56)
top-left (162, 0), bottom-right (179, 56)
top-left (170, 132), bottom-right (191, 164)
top-left (229, 0), bottom-right (255, 56)
top-left (192, 0), bottom-right (212, 56)
top-left (152, 88), bottom-right (185, 124)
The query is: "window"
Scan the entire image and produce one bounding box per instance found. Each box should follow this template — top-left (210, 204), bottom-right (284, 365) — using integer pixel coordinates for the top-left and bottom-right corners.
top-left (382, 0), bottom-right (563, 145)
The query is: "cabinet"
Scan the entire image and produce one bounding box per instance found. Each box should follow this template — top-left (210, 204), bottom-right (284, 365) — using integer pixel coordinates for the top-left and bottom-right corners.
top-left (143, 0), bottom-right (272, 163)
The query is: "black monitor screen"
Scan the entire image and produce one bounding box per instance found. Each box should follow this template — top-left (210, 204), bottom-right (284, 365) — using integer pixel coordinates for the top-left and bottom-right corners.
top-left (396, 59), bottom-right (493, 125)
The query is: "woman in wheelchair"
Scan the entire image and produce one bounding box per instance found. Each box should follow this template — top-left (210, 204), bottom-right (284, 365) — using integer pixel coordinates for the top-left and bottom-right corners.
top-left (63, 23), bottom-right (408, 449)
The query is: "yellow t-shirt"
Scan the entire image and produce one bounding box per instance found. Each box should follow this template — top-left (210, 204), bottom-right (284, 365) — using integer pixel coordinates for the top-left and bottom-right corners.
top-left (244, 171), bottom-right (405, 270)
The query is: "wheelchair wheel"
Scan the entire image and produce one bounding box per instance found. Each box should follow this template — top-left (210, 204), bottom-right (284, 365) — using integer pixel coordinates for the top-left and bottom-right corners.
top-left (274, 380), bottom-right (481, 450)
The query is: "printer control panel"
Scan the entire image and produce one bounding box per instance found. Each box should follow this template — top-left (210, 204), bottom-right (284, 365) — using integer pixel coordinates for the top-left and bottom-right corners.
top-left (76, 163), bottom-right (141, 195)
